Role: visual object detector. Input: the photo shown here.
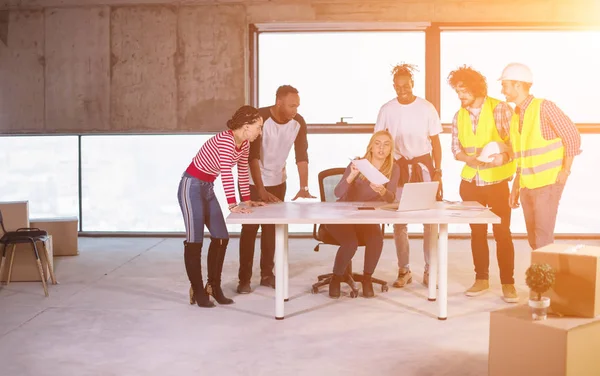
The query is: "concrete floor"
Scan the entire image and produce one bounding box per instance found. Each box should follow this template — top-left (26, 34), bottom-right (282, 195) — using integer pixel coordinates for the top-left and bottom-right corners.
top-left (0, 236), bottom-right (596, 376)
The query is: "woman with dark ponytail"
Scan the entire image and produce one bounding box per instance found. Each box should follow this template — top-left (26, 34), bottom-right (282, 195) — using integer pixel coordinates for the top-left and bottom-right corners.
top-left (178, 105), bottom-right (265, 308)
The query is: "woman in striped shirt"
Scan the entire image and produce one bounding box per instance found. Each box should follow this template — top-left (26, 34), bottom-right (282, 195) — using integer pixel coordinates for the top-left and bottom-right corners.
top-left (178, 105), bottom-right (265, 308)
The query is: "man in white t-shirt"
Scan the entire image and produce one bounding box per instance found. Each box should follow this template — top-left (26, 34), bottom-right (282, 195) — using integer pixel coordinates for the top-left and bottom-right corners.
top-left (374, 63), bottom-right (443, 289)
top-left (237, 85), bottom-right (316, 294)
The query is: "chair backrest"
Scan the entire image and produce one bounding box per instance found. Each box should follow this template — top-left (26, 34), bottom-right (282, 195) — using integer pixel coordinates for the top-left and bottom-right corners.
top-left (313, 167), bottom-right (385, 246)
top-left (313, 168), bottom-right (346, 244)
top-left (318, 167), bottom-right (346, 203)
top-left (0, 209), bottom-right (5, 235)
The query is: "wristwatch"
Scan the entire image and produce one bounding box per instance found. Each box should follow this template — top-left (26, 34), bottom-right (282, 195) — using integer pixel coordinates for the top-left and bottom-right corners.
top-left (434, 168), bottom-right (442, 176)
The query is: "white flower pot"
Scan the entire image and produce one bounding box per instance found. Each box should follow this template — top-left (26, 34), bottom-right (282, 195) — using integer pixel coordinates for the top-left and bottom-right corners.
top-left (528, 297), bottom-right (551, 320)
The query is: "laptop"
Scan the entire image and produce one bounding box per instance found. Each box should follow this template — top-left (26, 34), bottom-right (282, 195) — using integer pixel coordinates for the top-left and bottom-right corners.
top-left (380, 181), bottom-right (439, 212)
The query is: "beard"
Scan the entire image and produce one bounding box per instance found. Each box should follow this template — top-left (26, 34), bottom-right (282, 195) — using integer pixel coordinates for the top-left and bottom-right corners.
top-left (460, 98), bottom-right (474, 108)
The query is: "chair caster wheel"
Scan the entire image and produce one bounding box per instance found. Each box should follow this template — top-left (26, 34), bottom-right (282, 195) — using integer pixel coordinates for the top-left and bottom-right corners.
top-left (350, 290), bottom-right (359, 298)
top-left (382, 284), bottom-right (389, 293)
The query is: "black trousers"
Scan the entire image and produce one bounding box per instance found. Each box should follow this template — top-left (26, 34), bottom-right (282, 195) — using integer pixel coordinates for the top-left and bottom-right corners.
top-left (324, 223), bottom-right (384, 276)
top-left (459, 179), bottom-right (515, 284)
top-left (238, 182), bottom-right (286, 282)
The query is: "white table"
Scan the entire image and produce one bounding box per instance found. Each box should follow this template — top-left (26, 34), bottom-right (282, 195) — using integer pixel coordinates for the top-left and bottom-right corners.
top-left (227, 201), bottom-right (500, 320)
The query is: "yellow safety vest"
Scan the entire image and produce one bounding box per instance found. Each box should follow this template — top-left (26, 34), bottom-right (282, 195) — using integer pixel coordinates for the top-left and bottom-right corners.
top-left (458, 97), bottom-right (515, 183)
top-left (510, 98), bottom-right (564, 189)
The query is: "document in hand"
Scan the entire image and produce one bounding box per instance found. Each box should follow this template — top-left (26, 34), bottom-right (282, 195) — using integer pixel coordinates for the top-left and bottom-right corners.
top-left (351, 158), bottom-right (390, 185)
top-left (444, 201), bottom-right (488, 211)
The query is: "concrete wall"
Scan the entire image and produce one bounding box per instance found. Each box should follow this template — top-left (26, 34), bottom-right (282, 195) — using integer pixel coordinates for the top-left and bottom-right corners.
top-left (45, 7), bottom-right (110, 132)
top-left (0, 0), bottom-right (597, 134)
top-left (0, 10), bottom-right (44, 133)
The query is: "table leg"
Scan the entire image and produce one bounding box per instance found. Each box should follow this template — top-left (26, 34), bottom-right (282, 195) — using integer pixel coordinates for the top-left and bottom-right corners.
top-left (438, 224), bottom-right (449, 320)
top-left (427, 224), bottom-right (439, 301)
top-left (275, 224), bottom-right (285, 320)
top-left (283, 224), bottom-right (289, 302)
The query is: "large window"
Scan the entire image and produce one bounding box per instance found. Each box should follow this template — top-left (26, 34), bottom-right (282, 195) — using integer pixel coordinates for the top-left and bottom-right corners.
top-left (0, 132), bottom-right (596, 234)
top-left (81, 135), bottom-right (211, 232)
top-left (440, 31), bottom-right (600, 123)
top-left (259, 31), bottom-right (426, 123)
top-left (81, 134), bottom-right (371, 233)
top-left (0, 136), bottom-right (79, 219)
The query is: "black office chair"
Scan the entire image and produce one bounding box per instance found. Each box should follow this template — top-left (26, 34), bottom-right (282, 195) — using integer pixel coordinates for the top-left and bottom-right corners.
top-left (0, 209), bottom-right (57, 296)
top-left (310, 168), bottom-right (389, 297)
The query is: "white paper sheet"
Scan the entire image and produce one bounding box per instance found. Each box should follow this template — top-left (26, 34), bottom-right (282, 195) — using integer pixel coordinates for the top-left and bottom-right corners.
top-left (444, 201), bottom-right (489, 211)
top-left (445, 204), bottom-right (489, 211)
top-left (351, 158), bottom-right (390, 185)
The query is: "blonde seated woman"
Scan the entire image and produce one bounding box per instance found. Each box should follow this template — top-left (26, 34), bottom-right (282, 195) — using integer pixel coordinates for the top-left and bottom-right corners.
top-left (324, 131), bottom-right (400, 298)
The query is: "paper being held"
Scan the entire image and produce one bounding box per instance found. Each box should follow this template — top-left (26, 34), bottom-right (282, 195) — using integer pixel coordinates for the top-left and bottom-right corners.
top-left (351, 158), bottom-right (390, 185)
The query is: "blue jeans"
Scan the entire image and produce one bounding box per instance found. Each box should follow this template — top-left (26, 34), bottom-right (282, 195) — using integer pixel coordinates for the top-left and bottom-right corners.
top-left (177, 173), bottom-right (228, 243)
top-left (520, 183), bottom-right (565, 250)
top-left (394, 164), bottom-right (432, 272)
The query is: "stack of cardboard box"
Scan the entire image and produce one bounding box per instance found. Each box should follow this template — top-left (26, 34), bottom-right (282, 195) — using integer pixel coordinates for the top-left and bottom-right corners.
top-left (31, 217), bottom-right (79, 256)
top-left (489, 244), bottom-right (600, 375)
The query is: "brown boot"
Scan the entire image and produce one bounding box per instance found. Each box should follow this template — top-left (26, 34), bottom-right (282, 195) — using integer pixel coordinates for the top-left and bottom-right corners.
top-left (236, 280), bottom-right (252, 294)
top-left (183, 241), bottom-right (215, 308)
top-left (205, 238), bottom-right (234, 305)
top-left (329, 274), bottom-right (343, 299)
top-left (362, 274), bottom-right (375, 298)
top-left (392, 268), bottom-right (412, 288)
top-left (423, 270), bottom-right (438, 288)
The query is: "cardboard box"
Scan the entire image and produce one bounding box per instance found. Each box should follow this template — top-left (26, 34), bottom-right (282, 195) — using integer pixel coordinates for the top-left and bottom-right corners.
top-left (531, 243), bottom-right (600, 318)
top-left (0, 201), bottom-right (29, 231)
top-left (30, 217), bottom-right (79, 256)
top-left (489, 305), bottom-right (600, 376)
top-left (0, 235), bottom-right (53, 282)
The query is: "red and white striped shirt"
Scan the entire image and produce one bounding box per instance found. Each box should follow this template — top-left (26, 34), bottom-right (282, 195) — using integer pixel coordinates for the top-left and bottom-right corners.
top-left (185, 131), bottom-right (250, 205)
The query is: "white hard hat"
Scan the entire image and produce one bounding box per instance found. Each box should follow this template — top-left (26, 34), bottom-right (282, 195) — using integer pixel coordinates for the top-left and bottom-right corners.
top-left (498, 63), bottom-right (533, 83)
top-left (477, 141), bottom-right (501, 163)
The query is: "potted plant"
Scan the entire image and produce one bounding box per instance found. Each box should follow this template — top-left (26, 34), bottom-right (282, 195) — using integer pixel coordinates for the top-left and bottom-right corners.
top-left (525, 263), bottom-right (556, 320)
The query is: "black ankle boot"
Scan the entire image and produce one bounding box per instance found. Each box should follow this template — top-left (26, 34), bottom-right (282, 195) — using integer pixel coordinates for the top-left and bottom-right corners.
top-left (183, 241), bottom-right (215, 308)
top-left (362, 274), bottom-right (375, 298)
top-left (329, 274), bottom-right (343, 298)
top-left (189, 285), bottom-right (215, 308)
top-left (206, 282), bottom-right (234, 305)
top-left (237, 280), bottom-right (252, 294)
top-left (206, 238), bottom-right (234, 305)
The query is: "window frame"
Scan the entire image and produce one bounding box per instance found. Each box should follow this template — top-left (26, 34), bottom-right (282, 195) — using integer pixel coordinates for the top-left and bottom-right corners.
top-left (250, 21), bottom-right (600, 134)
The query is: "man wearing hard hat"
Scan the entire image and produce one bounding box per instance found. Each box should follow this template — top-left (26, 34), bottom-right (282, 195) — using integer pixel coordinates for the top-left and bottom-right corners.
top-left (447, 65), bottom-right (518, 303)
top-left (499, 63), bottom-right (581, 250)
